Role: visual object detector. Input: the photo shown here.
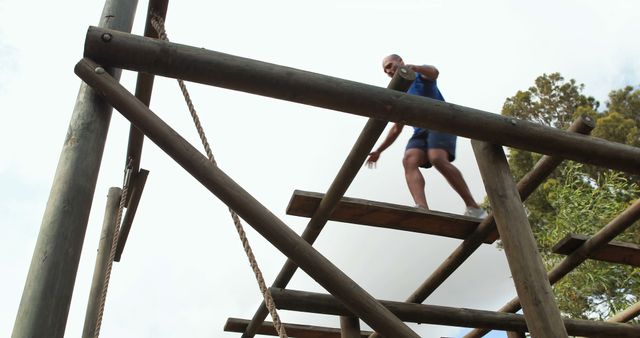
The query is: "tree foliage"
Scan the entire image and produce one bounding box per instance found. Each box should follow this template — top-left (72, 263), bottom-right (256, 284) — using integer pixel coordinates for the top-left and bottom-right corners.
top-left (500, 73), bottom-right (640, 321)
top-left (540, 163), bottom-right (639, 320)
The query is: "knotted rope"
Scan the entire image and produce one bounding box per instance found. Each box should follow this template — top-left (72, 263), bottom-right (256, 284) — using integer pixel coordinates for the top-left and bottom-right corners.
top-left (151, 14), bottom-right (288, 338)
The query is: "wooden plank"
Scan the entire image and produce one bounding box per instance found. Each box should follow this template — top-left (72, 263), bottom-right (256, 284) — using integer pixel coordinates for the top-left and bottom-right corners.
top-left (552, 234), bottom-right (640, 267)
top-left (473, 141), bottom-right (568, 337)
top-left (287, 190), bottom-right (493, 243)
top-left (270, 288), bottom-right (640, 337)
top-left (224, 317), bottom-right (372, 338)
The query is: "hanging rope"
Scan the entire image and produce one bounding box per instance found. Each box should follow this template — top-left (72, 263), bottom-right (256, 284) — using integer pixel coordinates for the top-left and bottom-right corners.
top-left (151, 15), bottom-right (288, 338)
top-left (94, 161), bottom-right (133, 337)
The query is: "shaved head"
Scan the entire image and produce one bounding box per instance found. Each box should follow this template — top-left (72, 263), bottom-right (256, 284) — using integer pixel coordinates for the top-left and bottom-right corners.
top-left (382, 54), bottom-right (404, 77)
top-left (382, 54), bottom-right (403, 66)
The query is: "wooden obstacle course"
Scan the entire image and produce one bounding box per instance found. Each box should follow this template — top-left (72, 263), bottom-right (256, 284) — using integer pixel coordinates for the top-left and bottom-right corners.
top-left (11, 1), bottom-right (640, 337)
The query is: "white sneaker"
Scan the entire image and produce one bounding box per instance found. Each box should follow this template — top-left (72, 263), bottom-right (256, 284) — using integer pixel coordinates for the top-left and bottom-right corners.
top-left (464, 206), bottom-right (487, 219)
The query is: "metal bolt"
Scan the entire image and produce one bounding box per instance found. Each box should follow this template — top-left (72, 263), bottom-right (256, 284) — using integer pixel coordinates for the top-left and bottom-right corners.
top-left (510, 119), bottom-right (517, 126)
top-left (101, 33), bottom-right (112, 42)
top-left (94, 67), bottom-right (105, 74)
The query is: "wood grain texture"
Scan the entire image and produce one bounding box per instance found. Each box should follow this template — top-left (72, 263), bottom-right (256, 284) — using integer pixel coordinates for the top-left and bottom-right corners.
top-left (287, 190), bottom-right (492, 243)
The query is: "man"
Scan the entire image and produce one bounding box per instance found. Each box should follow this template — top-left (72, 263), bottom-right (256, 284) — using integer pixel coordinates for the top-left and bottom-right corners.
top-left (366, 54), bottom-right (486, 218)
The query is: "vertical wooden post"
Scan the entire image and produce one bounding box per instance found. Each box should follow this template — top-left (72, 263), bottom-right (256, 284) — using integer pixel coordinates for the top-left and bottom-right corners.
top-left (125, 0), bottom-right (169, 177)
top-left (506, 331), bottom-right (526, 338)
top-left (472, 140), bottom-right (568, 338)
top-left (340, 316), bottom-right (361, 338)
top-left (11, 2), bottom-right (138, 337)
top-left (81, 188), bottom-right (122, 338)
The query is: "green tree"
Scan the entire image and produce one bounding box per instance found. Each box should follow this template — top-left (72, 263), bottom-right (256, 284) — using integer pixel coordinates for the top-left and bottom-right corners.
top-left (500, 74), bottom-right (640, 320)
top-left (540, 163), bottom-right (639, 320)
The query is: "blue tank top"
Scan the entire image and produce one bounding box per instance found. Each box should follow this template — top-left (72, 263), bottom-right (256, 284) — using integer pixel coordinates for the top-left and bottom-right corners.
top-left (407, 72), bottom-right (445, 134)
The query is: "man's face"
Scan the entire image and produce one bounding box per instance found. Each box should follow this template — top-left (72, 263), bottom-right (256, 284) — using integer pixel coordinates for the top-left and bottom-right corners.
top-left (382, 56), bottom-right (402, 78)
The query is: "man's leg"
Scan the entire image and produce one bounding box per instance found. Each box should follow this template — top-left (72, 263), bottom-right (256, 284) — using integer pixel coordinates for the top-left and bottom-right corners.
top-left (403, 148), bottom-right (429, 209)
top-left (428, 148), bottom-right (479, 208)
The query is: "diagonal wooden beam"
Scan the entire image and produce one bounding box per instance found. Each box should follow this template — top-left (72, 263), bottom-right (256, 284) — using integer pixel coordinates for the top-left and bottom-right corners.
top-left (224, 317), bottom-right (373, 338)
top-left (75, 57), bottom-right (419, 338)
top-left (552, 233), bottom-right (640, 267)
top-left (609, 302), bottom-right (640, 323)
top-left (472, 141), bottom-right (568, 337)
top-left (286, 190), bottom-right (492, 242)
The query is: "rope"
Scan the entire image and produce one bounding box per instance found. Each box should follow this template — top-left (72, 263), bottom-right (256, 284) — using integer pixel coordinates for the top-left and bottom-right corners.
top-left (151, 15), bottom-right (288, 338)
top-left (94, 162), bottom-right (132, 337)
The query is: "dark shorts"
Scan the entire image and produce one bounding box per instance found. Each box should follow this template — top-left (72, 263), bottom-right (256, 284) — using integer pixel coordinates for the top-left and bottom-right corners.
top-left (405, 128), bottom-right (456, 168)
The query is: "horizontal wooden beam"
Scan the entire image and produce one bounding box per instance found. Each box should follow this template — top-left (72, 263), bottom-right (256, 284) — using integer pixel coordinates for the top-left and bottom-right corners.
top-left (287, 190), bottom-right (493, 243)
top-left (270, 288), bottom-right (640, 337)
top-left (223, 317), bottom-right (373, 338)
top-left (552, 234), bottom-right (640, 268)
top-left (83, 26), bottom-right (640, 175)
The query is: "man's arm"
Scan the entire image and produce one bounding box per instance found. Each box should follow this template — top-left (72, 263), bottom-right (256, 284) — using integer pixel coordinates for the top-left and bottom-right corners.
top-left (408, 64), bottom-right (439, 80)
top-left (366, 123), bottom-right (404, 167)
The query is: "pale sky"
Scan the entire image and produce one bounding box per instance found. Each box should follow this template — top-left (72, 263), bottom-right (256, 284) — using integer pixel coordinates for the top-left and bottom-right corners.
top-left (1, 1), bottom-right (639, 337)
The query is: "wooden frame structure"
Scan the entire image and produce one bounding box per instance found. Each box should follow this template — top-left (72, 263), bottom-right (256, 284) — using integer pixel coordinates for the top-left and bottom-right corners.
top-left (11, 1), bottom-right (640, 337)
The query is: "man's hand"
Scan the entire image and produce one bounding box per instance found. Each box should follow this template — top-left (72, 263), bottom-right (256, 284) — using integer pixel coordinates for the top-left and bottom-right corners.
top-left (366, 151), bottom-right (381, 168)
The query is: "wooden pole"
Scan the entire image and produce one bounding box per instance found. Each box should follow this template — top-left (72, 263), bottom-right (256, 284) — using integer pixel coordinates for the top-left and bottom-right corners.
top-left (464, 199), bottom-right (640, 338)
top-left (472, 141), bottom-right (568, 338)
top-left (11, 3), bottom-right (138, 338)
top-left (269, 288), bottom-right (640, 337)
top-left (114, 169), bottom-right (149, 261)
top-left (124, 0), bottom-right (169, 177)
top-left (341, 316), bottom-right (362, 338)
top-left (81, 188), bottom-right (122, 338)
top-left (242, 66), bottom-right (415, 338)
top-left (506, 331), bottom-right (526, 338)
top-left (82, 27), bottom-right (640, 174)
top-left (74, 58), bottom-right (420, 338)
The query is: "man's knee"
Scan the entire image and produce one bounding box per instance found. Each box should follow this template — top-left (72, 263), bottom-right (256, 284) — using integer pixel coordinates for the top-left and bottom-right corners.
top-left (428, 151), bottom-right (450, 170)
top-left (403, 151), bottom-right (424, 169)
